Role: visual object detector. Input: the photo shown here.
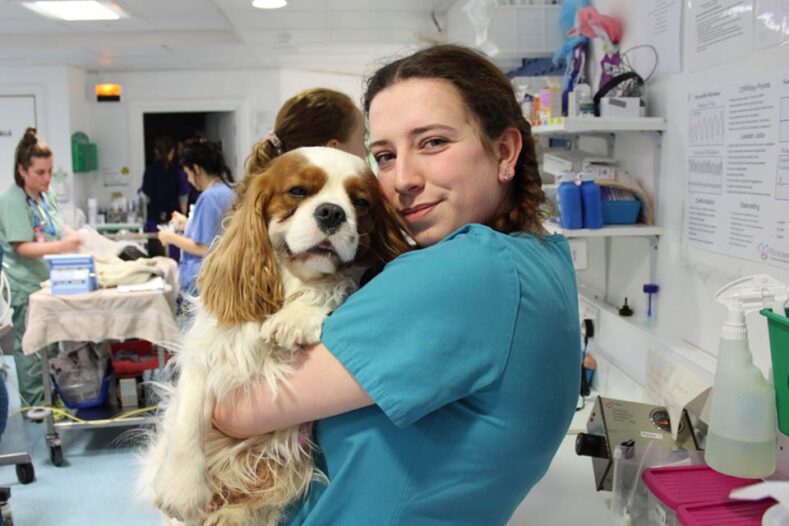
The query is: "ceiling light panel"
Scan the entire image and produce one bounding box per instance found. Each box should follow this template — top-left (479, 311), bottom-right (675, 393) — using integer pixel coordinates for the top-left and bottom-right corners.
top-left (23, 1), bottom-right (126, 21)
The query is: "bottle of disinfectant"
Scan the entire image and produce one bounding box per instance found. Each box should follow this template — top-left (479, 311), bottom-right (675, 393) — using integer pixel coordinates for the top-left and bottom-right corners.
top-left (705, 274), bottom-right (788, 479)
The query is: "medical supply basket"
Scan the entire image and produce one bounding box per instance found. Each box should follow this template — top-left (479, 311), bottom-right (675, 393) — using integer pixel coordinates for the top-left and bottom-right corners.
top-left (763, 308), bottom-right (789, 434)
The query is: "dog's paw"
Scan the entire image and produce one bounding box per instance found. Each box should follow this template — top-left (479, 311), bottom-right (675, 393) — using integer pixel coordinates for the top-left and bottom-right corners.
top-left (153, 464), bottom-right (211, 521)
top-left (259, 305), bottom-right (328, 349)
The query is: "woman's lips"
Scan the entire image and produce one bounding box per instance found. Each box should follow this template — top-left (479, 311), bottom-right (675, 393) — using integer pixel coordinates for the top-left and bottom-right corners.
top-left (401, 202), bottom-right (438, 222)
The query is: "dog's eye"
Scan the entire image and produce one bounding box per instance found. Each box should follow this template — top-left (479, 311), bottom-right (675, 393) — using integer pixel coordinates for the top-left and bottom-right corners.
top-left (352, 198), bottom-right (370, 208)
top-left (287, 186), bottom-right (309, 197)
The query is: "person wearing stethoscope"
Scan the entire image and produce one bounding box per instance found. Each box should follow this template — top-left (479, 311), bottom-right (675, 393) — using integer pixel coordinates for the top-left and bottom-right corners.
top-left (0, 128), bottom-right (82, 412)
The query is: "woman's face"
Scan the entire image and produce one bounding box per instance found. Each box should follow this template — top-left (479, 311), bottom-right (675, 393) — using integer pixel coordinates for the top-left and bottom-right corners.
top-left (335, 109), bottom-right (368, 159)
top-left (369, 78), bottom-right (506, 247)
top-left (19, 155), bottom-right (53, 196)
top-left (183, 165), bottom-right (197, 187)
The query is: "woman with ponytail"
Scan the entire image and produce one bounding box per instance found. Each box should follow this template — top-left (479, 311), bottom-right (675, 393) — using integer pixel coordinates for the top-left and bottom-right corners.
top-left (157, 138), bottom-right (235, 297)
top-left (237, 87), bottom-right (367, 201)
top-left (0, 128), bottom-right (81, 410)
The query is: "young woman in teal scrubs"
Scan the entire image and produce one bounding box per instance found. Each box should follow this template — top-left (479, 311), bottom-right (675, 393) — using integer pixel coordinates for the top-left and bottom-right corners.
top-left (0, 128), bottom-right (81, 409)
top-left (213, 45), bottom-right (581, 525)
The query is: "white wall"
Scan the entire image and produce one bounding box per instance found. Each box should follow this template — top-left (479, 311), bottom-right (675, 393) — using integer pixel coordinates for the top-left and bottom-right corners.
top-left (83, 68), bottom-right (281, 210)
top-left (75, 67), bottom-right (366, 212)
top-left (580, 1), bottom-right (789, 388)
top-left (1, 63), bottom-right (367, 214)
top-left (0, 65), bottom-right (75, 204)
top-left (279, 68), bottom-right (365, 107)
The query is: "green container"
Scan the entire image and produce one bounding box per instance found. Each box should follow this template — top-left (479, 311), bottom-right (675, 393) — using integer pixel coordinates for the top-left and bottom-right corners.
top-left (763, 307), bottom-right (789, 435)
top-left (71, 131), bottom-right (98, 173)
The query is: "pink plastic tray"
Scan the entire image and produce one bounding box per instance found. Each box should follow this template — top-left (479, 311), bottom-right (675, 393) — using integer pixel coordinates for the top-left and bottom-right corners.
top-left (641, 465), bottom-right (760, 509)
top-left (676, 498), bottom-right (776, 526)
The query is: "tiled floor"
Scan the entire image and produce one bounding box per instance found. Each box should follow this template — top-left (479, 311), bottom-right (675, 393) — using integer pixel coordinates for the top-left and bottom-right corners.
top-left (0, 354), bottom-right (612, 526)
top-left (0, 356), bottom-right (160, 526)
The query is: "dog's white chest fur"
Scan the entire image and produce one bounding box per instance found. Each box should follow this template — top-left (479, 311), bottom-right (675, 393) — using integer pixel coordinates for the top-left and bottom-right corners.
top-left (139, 275), bottom-right (356, 526)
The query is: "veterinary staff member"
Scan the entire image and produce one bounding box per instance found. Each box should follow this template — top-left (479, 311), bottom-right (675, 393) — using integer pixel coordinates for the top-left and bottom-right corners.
top-left (214, 45), bottom-right (581, 525)
top-left (238, 87), bottom-right (368, 201)
top-left (140, 135), bottom-right (189, 231)
top-left (157, 139), bottom-right (235, 297)
top-left (0, 128), bottom-right (81, 409)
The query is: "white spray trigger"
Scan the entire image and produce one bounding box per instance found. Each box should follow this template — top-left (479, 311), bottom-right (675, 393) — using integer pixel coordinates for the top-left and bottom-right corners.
top-left (715, 274), bottom-right (788, 325)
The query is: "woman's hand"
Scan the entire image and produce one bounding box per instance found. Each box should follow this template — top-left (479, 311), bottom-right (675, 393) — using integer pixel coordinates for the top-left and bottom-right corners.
top-left (171, 211), bottom-right (188, 231)
top-left (58, 231), bottom-right (82, 253)
top-left (158, 229), bottom-right (177, 246)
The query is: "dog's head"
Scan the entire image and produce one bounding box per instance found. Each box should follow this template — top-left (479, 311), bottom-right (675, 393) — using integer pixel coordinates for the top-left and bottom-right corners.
top-left (199, 146), bottom-right (411, 326)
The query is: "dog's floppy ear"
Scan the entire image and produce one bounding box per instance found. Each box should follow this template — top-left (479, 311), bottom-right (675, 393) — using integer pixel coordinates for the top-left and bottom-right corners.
top-left (199, 172), bottom-right (283, 325)
top-left (356, 170), bottom-right (414, 267)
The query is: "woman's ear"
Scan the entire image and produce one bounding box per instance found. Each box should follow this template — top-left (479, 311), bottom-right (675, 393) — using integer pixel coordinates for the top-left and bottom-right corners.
top-left (496, 127), bottom-right (523, 183)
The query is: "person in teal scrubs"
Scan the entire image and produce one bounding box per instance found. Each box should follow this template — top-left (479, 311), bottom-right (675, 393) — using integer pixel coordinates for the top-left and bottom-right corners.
top-left (0, 128), bottom-right (81, 410)
top-left (213, 45), bottom-right (581, 525)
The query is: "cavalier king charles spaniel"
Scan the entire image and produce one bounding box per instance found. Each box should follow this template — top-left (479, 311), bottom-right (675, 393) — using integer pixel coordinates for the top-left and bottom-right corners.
top-left (139, 146), bottom-right (411, 526)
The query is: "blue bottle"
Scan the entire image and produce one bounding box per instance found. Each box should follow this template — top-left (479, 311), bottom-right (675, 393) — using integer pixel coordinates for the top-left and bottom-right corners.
top-left (557, 174), bottom-right (583, 229)
top-left (580, 175), bottom-right (603, 229)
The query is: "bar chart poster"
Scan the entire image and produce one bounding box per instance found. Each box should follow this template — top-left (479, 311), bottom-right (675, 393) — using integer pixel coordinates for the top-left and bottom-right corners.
top-left (684, 74), bottom-right (789, 269)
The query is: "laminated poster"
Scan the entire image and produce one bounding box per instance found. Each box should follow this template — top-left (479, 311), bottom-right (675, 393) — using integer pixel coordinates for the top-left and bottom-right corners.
top-left (684, 74), bottom-right (789, 270)
top-left (687, 0), bottom-right (754, 72)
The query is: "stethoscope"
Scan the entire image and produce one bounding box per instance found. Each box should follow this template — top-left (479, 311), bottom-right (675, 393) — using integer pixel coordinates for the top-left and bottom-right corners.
top-left (26, 192), bottom-right (57, 240)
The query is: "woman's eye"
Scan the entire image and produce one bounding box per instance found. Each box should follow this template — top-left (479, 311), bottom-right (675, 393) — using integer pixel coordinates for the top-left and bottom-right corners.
top-left (352, 198), bottom-right (370, 208)
top-left (373, 152), bottom-right (394, 165)
top-left (422, 137), bottom-right (447, 149)
top-left (287, 186), bottom-right (309, 197)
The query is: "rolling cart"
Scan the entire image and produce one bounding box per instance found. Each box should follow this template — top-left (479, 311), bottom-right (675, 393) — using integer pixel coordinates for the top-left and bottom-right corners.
top-left (21, 257), bottom-right (179, 466)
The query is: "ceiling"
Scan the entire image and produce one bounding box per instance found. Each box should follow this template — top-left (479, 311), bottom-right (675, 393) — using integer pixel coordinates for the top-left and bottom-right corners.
top-left (0, 0), bottom-right (456, 75)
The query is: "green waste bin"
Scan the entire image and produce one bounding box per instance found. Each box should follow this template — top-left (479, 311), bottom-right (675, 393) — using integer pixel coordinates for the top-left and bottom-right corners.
top-left (763, 307), bottom-right (789, 435)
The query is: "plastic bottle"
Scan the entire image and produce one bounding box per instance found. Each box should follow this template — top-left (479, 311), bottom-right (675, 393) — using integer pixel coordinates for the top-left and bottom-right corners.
top-left (557, 174), bottom-right (583, 229)
top-left (643, 283), bottom-right (659, 327)
top-left (705, 274), bottom-right (788, 479)
top-left (580, 175), bottom-right (603, 229)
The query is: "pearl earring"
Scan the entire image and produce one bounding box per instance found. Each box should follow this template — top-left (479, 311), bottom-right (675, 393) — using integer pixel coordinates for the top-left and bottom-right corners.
top-left (501, 166), bottom-right (512, 182)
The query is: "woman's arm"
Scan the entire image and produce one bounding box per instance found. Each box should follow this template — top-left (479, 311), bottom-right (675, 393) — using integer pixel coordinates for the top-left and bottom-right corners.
top-left (157, 230), bottom-right (210, 257)
top-left (14, 230), bottom-right (82, 258)
top-left (212, 342), bottom-right (373, 439)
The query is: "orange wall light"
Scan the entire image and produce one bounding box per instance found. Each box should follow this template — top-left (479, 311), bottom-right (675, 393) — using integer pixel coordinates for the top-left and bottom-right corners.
top-left (95, 83), bottom-right (121, 102)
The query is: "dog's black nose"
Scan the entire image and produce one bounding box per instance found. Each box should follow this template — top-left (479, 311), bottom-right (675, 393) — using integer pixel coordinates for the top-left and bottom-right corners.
top-left (314, 203), bottom-right (346, 233)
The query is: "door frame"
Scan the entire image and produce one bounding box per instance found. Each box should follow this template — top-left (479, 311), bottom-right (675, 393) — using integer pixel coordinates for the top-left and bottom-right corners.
top-left (130, 98), bottom-right (251, 190)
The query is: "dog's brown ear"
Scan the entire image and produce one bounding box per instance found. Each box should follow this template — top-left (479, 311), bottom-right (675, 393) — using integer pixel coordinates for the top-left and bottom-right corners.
top-left (356, 170), bottom-right (414, 267)
top-left (199, 172), bottom-right (283, 325)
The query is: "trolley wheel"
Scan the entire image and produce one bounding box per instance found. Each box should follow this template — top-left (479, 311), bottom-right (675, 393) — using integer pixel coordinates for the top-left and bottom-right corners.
top-left (49, 445), bottom-right (63, 467)
top-left (16, 462), bottom-right (35, 484)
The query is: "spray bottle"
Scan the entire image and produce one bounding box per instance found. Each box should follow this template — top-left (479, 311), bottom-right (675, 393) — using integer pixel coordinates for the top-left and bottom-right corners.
top-left (705, 274), bottom-right (788, 479)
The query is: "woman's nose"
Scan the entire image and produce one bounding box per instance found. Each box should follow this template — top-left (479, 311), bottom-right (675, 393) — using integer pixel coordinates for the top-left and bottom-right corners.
top-left (393, 154), bottom-right (424, 194)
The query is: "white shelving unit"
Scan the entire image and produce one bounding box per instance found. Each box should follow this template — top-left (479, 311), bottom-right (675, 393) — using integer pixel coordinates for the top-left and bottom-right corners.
top-left (536, 117), bottom-right (666, 304)
top-left (544, 221), bottom-right (663, 239)
top-left (532, 117), bottom-right (666, 136)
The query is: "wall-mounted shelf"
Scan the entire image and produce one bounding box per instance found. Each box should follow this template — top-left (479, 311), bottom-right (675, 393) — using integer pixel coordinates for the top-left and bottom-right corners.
top-left (544, 221), bottom-right (663, 239)
top-left (532, 117), bottom-right (666, 136)
top-left (535, 119), bottom-right (665, 306)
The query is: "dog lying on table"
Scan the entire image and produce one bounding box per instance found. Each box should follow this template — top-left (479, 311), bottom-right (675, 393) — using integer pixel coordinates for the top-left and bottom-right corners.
top-left (139, 146), bottom-right (411, 526)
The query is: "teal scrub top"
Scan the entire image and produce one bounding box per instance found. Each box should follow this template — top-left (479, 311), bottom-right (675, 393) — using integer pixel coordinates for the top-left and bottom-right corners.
top-left (0, 185), bottom-right (63, 296)
top-left (284, 224), bottom-right (581, 526)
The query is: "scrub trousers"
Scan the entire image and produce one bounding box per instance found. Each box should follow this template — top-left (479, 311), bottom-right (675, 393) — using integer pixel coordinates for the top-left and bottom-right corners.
top-left (10, 291), bottom-right (52, 409)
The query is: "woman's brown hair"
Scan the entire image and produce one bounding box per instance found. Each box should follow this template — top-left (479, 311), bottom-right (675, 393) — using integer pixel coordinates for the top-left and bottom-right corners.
top-left (363, 45), bottom-right (547, 234)
top-left (14, 127), bottom-right (52, 187)
top-left (245, 88), bottom-right (360, 175)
